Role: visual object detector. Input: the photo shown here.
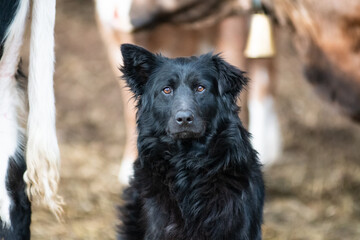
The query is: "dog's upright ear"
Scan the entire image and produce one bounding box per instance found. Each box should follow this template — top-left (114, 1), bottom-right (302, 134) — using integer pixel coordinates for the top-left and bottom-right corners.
top-left (212, 54), bottom-right (248, 99)
top-left (120, 44), bottom-right (157, 97)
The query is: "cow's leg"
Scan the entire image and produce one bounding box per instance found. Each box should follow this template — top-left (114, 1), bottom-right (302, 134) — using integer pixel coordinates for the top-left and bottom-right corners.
top-left (248, 58), bottom-right (281, 165)
top-left (110, 35), bottom-right (138, 186)
top-left (0, 75), bottom-right (31, 240)
top-left (215, 15), bottom-right (249, 126)
top-left (0, 0), bottom-right (29, 231)
top-left (116, 62), bottom-right (138, 186)
top-left (96, 17), bottom-right (138, 185)
top-left (0, 40), bottom-right (30, 240)
top-left (0, 76), bottom-right (20, 230)
top-left (95, 0), bottom-right (138, 184)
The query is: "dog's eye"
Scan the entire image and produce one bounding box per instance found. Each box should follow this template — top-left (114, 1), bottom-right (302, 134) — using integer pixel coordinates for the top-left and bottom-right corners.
top-left (196, 85), bottom-right (205, 93)
top-left (163, 87), bottom-right (172, 94)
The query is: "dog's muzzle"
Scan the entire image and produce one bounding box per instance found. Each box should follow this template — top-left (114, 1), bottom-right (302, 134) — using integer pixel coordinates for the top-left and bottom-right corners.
top-left (168, 110), bottom-right (205, 139)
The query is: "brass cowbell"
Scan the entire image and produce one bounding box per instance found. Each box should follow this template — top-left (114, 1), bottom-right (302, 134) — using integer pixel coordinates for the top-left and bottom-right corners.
top-left (244, 11), bottom-right (275, 58)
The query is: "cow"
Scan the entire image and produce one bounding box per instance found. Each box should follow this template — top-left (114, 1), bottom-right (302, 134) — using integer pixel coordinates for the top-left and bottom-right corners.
top-left (264, 0), bottom-right (360, 121)
top-left (0, 0), bottom-right (63, 238)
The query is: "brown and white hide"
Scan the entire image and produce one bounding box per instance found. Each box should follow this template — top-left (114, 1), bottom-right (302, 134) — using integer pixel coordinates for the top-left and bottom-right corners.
top-left (265, 0), bottom-right (360, 121)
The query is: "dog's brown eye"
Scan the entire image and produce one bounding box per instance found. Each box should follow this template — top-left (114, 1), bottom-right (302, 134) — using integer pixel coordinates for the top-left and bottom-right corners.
top-left (163, 87), bottom-right (172, 94)
top-left (196, 85), bottom-right (205, 92)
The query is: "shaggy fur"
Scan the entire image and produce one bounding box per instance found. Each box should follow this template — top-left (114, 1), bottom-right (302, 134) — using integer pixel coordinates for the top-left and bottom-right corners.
top-left (118, 44), bottom-right (264, 240)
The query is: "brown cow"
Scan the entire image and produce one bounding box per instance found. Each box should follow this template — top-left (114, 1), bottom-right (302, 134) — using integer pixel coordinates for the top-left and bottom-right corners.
top-left (265, 0), bottom-right (360, 121)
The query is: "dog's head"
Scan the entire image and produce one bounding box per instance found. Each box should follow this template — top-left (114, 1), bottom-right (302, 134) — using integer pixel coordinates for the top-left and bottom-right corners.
top-left (120, 44), bottom-right (248, 140)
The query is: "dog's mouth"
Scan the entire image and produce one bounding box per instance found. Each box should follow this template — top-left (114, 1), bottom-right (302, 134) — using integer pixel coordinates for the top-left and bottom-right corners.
top-left (171, 131), bottom-right (203, 139)
top-left (167, 118), bottom-right (206, 139)
top-left (168, 125), bottom-right (206, 139)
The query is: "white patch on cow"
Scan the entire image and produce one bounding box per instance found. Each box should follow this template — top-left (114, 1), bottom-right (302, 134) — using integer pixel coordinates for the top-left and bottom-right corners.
top-left (118, 156), bottom-right (135, 185)
top-left (25, 0), bottom-right (63, 218)
top-left (95, 0), bottom-right (134, 32)
top-left (0, 0), bottom-right (29, 228)
top-left (118, 132), bottom-right (137, 185)
top-left (249, 96), bottom-right (282, 166)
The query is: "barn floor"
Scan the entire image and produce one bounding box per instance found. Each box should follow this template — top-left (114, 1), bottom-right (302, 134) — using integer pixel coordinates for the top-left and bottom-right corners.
top-left (26, 1), bottom-right (360, 239)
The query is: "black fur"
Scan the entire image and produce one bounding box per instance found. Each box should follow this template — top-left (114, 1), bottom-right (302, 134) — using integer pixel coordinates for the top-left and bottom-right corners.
top-left (118, 44), bottom-right (264, 240)
top-left (0, 0), bottom-right (21, 60)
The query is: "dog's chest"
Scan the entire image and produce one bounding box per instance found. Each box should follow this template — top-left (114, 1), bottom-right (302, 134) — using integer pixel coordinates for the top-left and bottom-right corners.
top-left (141, 156), bottom-right (206, 236)
top-left (143, 192), bottom-right (185, 239)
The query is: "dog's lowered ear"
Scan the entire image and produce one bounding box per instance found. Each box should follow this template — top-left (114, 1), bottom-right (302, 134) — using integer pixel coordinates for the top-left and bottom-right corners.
top-left (212, 54), bottom-right (248, 99)
top-left (120, 44), bottom-right (157, 96)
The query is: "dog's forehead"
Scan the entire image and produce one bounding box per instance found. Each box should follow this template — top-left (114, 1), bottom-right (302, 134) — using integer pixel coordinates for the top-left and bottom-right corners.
top-left (154, 56), bottom-right (216, 82)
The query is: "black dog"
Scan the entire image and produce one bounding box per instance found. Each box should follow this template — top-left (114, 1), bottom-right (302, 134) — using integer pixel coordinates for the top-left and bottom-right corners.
top-left (118, 44), bottom-right (264, 240)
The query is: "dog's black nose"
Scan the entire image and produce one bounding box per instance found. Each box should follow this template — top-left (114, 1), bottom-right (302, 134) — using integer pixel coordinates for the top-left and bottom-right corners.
top-left (175, 111), bottom-right (194, 125)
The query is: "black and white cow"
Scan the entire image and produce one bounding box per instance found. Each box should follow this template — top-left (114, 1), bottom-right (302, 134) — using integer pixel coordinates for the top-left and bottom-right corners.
top-left (0, 0), bottom-right (62, 238)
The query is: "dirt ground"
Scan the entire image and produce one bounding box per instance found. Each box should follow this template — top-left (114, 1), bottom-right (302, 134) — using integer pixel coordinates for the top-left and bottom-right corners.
top-left (23, 1), bottom-right (360, 239)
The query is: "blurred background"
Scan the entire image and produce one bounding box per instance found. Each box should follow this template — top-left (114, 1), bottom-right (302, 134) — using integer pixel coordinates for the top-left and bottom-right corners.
top-left (21, 0), bottom-right (360, 239)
